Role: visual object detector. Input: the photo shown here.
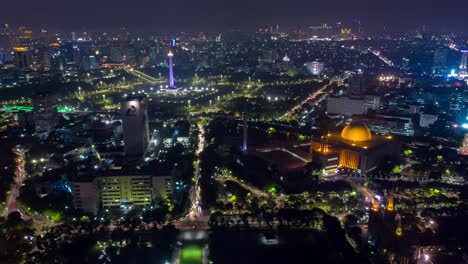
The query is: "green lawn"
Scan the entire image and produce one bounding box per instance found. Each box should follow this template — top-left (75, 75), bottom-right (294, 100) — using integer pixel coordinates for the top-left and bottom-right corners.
top-left (180, 244), bottom-right (203, 264)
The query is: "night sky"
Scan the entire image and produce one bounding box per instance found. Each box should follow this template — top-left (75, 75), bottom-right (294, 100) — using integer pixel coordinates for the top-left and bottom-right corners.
top-left (2, 0), bottom-right (467, 32)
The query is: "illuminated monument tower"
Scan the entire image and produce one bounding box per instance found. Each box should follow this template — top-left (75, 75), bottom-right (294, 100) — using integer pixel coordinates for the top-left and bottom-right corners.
top-left (163, 50), bottom-right (180, 94)
top-left (168, 50), bottom-right (175, 88)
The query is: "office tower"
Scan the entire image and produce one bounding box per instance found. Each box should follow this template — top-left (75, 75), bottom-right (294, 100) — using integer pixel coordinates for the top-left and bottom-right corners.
top-left (82, 55), bottom-right (98, 71)
top-left (121, 95), bottom-right (149, 157)
top-left (39, 47), bottom-right (51, 70)
top-left (460, 50), bottom-right (468, 75)
top-left (148, 46), bottom-right (158, 63)
top-left (351, 19), bottom-right (362, 35)
top-left (432, 47), bottom-right (448, 75)
top-left (451, 86), bottom-right (467, 111)
top-left (168, 50), bottom-right (175, 88)
top-left (110, 45), bottom-right (123, 62)
top-left (348, 74), bottom-right (365, 95)
top-left (32, 92), bottom-right (58, 132)
top-left (451, 86), bottom-right (468, 124)
top-left (13, 47), bottom-right (32, 70)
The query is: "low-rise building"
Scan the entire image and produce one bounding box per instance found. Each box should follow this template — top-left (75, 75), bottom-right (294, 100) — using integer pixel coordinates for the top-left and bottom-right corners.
top-left (327, 95), bottom-right (380, 116)
top-left (346, 114), bottom-right (414, 137)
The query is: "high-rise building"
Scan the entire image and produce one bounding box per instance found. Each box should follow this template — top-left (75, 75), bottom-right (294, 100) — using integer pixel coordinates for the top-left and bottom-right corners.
top-left (451, 86), bottom-right (468, 125)
top-left (460, 50), bottom-right (468, 75)
top-left (168, 50), bottom-right (175, 88)
top-left (432, 47), bottom-right (448, 75)
top-left (148, 46), bottom-right (158, 63)
top-left (110, 45), bottom-right (123, 62)
top-left (451, 86), bottom-right (468, 111)
top-left (32, 92), bottom-right (58, 132)
top-left (121, 95), bottom-right (149, 157)
top-left (13, 47), bottom-right (32, 70)
top-left (348, 74), bottom-right (365, 95)
top-left (351, 19), bottom-right (362, 36)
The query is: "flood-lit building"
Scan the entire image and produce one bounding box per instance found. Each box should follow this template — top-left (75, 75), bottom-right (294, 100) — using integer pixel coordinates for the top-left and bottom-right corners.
top-left (310, 123), bottom-right (400, 174)
top-left (98, 175), bottom-right (152, 209)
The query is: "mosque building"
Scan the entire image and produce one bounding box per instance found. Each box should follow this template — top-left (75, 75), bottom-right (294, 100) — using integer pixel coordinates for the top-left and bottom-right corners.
top-left (310, 122), bottom-right (401, 175)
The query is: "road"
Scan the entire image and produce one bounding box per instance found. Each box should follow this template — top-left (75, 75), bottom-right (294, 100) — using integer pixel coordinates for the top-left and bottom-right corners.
top-left (279, 83), bottom-right (330, 120)
top-left (279, 79), bottom-right (344, 120)
top-left (3, 146), bottom-right (28, 217)
top-left (322, 174), bottom-right (375, 199)
top-left (174, 123), bottom-right (209, 230)
top-left (368, 48), bottom-right (394, 67)
top-left (216, 174), bottom-right (268, 198)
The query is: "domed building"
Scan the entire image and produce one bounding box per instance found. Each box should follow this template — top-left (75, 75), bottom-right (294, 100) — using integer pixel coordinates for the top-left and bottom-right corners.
top-left (310, 123), bottom-right (400, 175)
top-left (340, 123), bottom-right (372, 142)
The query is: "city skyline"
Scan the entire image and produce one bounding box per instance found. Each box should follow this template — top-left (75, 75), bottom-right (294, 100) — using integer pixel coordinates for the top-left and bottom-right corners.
top-left (0, 3), bottom-right (467, 263)
top-left (2, 0), bottom-right (468, 32)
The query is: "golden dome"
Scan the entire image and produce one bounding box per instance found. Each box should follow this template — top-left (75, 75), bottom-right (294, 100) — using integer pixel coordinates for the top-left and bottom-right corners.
top-left (341, 123), bottom-right (372, 142)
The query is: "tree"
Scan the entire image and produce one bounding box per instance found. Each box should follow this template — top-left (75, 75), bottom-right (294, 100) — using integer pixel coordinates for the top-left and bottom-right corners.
top-left (7, 212), bottom-right (23, 228)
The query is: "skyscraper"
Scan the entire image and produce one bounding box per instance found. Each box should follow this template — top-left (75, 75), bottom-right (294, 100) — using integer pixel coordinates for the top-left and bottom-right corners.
top-left (459, 50), bottom-right (468, 75)
top-left (121, 95), bottom-right (149, 157)
top-left (432, 47), bottom-right (448, 75)
top-left (32, 92), bottom-right (58, 132)
top-left (13, 47), bottom-right (32, 70)
top-left (110, 45), bottom-right (123, 62)
top-left (168, 50), bottom-right (175, 88)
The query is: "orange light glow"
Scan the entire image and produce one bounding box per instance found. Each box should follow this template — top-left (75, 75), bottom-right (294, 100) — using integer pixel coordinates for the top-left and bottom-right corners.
top-left (13, 47), bottom-right (28, 52)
